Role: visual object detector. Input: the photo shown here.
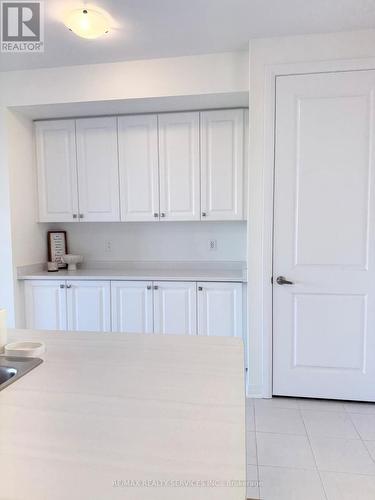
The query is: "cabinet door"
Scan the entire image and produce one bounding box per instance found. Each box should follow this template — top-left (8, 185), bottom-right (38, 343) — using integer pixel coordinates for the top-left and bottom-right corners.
top-left (76, 117), bottom-right (120, 221)
top-left (153, 281), bottom-right (197, 335)
top-left (197, 282), bottom-right (242, 337)
top-left (25, 280), bottom-right (67, 330)
top-left (67, 280), bottom-right (111, 332)
top-left (201, 109), bottom-right (244, 220)
top-left (111, 281), bottom-right (153, 333)
top-left (158, 112), bottom-right (200, 221)
top-left (35, 120), bottom-right (79, 222)
top-left (118, 115), bottom-right (160, 221)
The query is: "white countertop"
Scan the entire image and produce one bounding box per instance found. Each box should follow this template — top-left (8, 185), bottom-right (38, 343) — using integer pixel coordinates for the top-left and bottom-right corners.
top-left (0, 329), bottom-right (246, 500)
top-left (18, 268), bottom-right (245, 282)
top-left (17, 261), bottom-right (247, 283)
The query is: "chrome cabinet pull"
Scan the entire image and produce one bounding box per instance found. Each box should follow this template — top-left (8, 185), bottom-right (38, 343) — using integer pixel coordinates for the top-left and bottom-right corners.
top-left (59, 284), bottom-right (65, 289)
top-left (146, 285), bottom-right (152, 290)
top-left (72, 214), bottom-right (77, 219)
top-left (198, 286), bottom-right (203, 291)
top-left (153, 285), bottom-right (159, 290)
top-left (160, 213), bottom-right (166, 218)
top-left (153, 213), bottom-right (159, 218)
top-left (201, 212), bottom-right (207, 217)
top-left (79, 214), bottom-right (84, 219)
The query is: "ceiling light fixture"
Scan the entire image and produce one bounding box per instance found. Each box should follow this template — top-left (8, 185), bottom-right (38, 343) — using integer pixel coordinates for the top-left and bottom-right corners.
top-left (64, 8), bottom-right (110, 39)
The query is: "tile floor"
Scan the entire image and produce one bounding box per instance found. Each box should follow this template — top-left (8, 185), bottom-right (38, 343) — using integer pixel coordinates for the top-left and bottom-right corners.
top-left (246, 397), bottom-right (375, 500)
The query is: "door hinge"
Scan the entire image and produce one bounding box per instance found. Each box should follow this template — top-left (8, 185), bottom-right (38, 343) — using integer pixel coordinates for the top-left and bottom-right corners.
top-left (271, 276), bottom-right (273, 284)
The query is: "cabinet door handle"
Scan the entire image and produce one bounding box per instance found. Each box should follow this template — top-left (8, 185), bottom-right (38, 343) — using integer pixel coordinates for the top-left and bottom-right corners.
top-left (198, 286), bottom-right (203, 291)
top-left (66, 284), bottom-right (72, 289)
top-left (60, 284), bottom-right (65, 289)
top-left (153, 285), bottom-right (159, 290)
top-left (79, 214), bottom-right (84, 219)
top-left (147, 285), bottom-right (152, 290)
top-left (72, 214), bottom-right (77, 219)
top-left (160, 213), bottom-right (166, 218)
top-left (201, 212), bottom-right (207, 217)
top-left (153, 213), bottom-right (159, 218)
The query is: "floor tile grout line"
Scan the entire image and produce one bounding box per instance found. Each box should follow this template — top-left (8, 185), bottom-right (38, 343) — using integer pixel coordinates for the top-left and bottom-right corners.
top-left (300, 407), bottom-right (329, 500)
top-left (356, 428), bottom-right (375, 468)
top-left (346, 410), bottom-right (370, 443)
top-left (252, 462), bottom-right (375, 476)
top-left (362, 440), bottom-right (375, 467)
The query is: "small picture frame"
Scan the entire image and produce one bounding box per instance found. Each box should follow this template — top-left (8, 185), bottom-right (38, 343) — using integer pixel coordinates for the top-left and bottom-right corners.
top-left (47, 231), bottom-right (68, 269)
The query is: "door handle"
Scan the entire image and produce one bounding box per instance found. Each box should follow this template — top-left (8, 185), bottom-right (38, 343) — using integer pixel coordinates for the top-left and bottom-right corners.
top-left (276, 276), bottom-right (294, 285)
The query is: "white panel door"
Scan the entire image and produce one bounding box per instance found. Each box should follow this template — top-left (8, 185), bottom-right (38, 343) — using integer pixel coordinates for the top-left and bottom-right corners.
top-left (158, 112), bottom-right (200, 221)
top-left (35, 120), bottom-right (79, 222)
top-left (200, 109), bottom-right (244, 220)
top-left (76, 117), bottom-right (120, 221)
top-left (153, 281), bottom-right (197, 335)
top-left (118, 115), bottom-right (160, 221)
top-left (67, 280), bottom-right (111, 332)
top-left (197, 282), bottom-right (242, 338)
top-left (273, 70), bottom-right (375, 401)
top-left (25, 280), bottom-right (67, 331)
top-left (111, 281), bottom-right (153, 333)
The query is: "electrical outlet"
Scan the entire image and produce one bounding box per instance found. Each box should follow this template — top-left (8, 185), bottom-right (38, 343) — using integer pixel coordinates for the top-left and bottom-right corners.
top-left (104, 240), bottom-right (112, 253)
top-left (209, 239), bottom-right (217, 251)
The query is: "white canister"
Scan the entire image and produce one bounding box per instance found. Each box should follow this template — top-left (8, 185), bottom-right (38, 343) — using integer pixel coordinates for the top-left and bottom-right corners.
top-left (0, 309), bottom-right (7, 353)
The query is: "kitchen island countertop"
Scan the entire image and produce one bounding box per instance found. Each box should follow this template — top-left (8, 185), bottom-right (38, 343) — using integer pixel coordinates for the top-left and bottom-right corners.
top-left (0, 329), bottom-right (246, 500)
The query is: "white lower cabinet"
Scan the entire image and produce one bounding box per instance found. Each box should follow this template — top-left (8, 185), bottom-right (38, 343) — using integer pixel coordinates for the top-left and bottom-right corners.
top-left (111, 281), bottom-right (153, 333)
top-left (25, 280), bottom-right (67, 331)
top-left (197, 282), bottom-right (243, 337)
top-left (25, 279), bottom-right (243, 337)
top-left (67, 281), bottom-right (111, 332)
top-left (25, 280), bottom-right (110, 332)
top-left (153, 281), bottom-right (197, 335)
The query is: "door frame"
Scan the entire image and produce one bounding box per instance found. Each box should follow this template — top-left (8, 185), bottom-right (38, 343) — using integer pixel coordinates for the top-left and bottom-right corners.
top-left (250, 57), bottom-right (375, 398)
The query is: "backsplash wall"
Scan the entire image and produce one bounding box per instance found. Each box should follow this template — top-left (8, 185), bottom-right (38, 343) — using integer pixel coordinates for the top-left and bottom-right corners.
top-left (48, 221), bottom-right (246, 262)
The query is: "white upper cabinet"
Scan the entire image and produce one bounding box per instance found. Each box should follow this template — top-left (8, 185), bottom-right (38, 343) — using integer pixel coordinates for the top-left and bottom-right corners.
top-left (153, 281), bottom-right (197, 335)
top-left (35, 110), bottom-right (246, 223)
top-left (200, 109), bottom-right (244, 220)
top-left (25, 280), bottom-right (67, 331)
top-left (118, 115), bottom-right (159, 221)
top-left (36, 120), bottom-right (79, 222)
top-left (66, 280), bottom-right (111, 332)
top-left (158, 112), bottom-right (200, 221)
top-left (197, 282), bottom-right (243, 337)
top-left (76, 117), bottom-right (120, 222)
top-left (111, 281), bottom-right (153, 333)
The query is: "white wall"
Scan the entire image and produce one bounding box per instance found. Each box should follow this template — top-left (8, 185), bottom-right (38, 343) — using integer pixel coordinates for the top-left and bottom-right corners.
top-left (247, 29), bottom-right (375, 397)
top-left (1, 52), bottom-right (248, 106)
top-left (48, 222), bottom-right (246, 263)
top-left (7, 111), bottom-right (46, 326)
top-left (0, 108), bottom-right (15, 323)
top-left (8, 112), bottom-right (46, 267)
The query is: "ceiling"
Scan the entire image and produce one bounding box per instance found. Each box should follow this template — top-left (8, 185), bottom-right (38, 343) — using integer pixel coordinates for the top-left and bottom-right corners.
top-left (1, 0), bottom-right (375, 72)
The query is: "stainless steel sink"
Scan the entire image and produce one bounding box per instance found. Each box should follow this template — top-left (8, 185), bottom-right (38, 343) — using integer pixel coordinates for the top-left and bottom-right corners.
top-left (0, 356), bottom-right (43, 391)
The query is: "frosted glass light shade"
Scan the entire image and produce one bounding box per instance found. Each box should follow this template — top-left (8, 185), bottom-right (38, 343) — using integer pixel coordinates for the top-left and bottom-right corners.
top-left (64, 9), bottom-right (110, 39)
